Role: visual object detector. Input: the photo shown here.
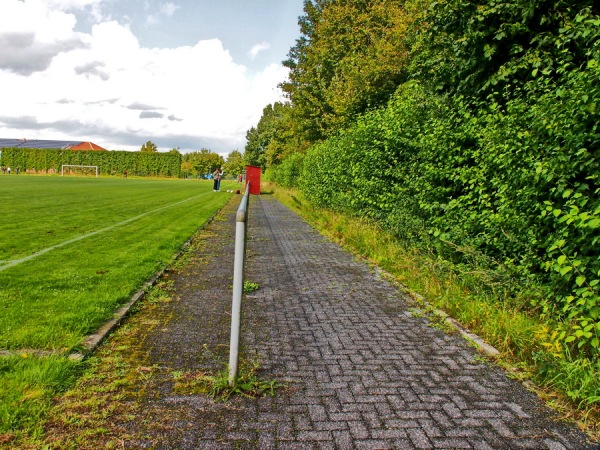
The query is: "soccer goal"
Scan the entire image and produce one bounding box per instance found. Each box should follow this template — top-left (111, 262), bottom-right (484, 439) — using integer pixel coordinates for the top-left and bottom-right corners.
top-left (61, 165), bottom-right (99, 177)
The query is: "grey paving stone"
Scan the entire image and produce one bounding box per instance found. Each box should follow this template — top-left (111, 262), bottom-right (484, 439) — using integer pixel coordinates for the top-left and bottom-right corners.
top-left (121, 195), bottom-right (596, 449)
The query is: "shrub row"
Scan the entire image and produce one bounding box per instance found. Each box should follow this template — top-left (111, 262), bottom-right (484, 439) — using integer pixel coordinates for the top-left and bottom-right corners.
top-left (0, 148), bottom-right (181, 178)
top-left (297, 60), bottom-right (599, 355)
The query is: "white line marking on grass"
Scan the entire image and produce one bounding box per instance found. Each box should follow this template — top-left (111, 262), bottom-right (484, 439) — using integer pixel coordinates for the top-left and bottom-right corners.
top-left (0, 191), bottom-right (215, 273)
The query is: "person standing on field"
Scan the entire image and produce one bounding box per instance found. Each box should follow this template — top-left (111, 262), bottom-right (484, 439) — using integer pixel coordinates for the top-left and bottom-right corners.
top-left (213, 168), bottom-right (221, 191)
top-left (217, 168), bottom-right (224, 191)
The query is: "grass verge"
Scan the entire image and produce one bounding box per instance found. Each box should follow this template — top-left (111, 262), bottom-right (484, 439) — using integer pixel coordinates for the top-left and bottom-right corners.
top-left (0, 356), bottom-right (83, 444)
top-left (1, 194), bottom-right (280, 448)
top-left (265, 182), bottom-right (599, 440)
top-left (0, 176), bottom-right (237, 444)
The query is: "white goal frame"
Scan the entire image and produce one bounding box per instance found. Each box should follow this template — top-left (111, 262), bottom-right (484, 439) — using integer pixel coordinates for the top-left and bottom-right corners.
top-left (61, 165), bottom-right (99, 177)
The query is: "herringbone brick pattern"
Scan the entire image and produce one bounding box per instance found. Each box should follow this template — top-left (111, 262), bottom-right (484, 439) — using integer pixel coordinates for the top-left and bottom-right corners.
top-left (236, 196), bottom-right (592, 449)
top-left (125, 195), bottom-right (595, 449)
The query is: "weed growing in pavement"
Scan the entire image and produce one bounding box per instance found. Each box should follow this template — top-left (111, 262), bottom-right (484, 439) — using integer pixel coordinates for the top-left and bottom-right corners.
top-left (144, 279), bottom-right (174, 304)
top-left (173, 358), bottom-right (284, 401)
top-left (243, 281), bottom-right (260, 294)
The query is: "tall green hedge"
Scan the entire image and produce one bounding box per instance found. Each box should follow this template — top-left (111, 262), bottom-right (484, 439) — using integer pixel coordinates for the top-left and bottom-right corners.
top-left (293, 3), bottom-right (600, 356)
top-left (0, 148), bottom-right (181, 178)
top-left (301, 64), bottom-right (599, 354)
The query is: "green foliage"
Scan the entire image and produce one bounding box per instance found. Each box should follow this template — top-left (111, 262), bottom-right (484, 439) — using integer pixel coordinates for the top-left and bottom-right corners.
top-left (0, 148), bottom-right (181, 177)
top-left (409, 0), bottom-right (599, 101)
top-left (140, 140), bottom-right (158, 153)
top-left (301, 58), bottom-right (599, 356)
top-left (264, 152), bottom-right (305, 189)
top-left (180, 149), bottom-right (224, 178)
top-left (533, 350), bottom-right (600, 410)
top-left (223, 150), bottom-right (245, 179)
top-left (302, 81), bottom-right (435, 243)
top-left (244, 102), bottom-right (295, 169)
top-left (282, 0), bottom-right (412, 142)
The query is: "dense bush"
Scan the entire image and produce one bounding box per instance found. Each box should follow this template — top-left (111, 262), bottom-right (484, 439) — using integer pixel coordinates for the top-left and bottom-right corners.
top-left (252, 1), bottom-right (600, 356)
top-left (264, 152), bottom-right (305, 189)
top-left (301, 61), bottom-right (599, 354)
top-left (0, 148), bottom-right (181, 178)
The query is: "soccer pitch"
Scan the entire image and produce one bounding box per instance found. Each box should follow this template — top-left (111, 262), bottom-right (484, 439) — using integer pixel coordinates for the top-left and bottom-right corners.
top-left (0, 175), bottom-right (236, 351)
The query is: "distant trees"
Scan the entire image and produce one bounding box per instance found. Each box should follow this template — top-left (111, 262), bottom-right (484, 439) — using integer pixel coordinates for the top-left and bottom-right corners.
top-left (223, 150), bottom-right (244, 178)
top-left (181, 149), bottom-right (224, 177)
top-left (0, 147), bottom-right (180, 177)
top-left (140, 141), bottom-right (158, 153)
top-left (244, 102), bottom-right (308, 170)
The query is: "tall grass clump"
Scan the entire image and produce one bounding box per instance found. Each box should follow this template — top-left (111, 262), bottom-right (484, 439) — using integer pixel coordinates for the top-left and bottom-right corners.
top-left (0, 355), bottom-right (83, 439)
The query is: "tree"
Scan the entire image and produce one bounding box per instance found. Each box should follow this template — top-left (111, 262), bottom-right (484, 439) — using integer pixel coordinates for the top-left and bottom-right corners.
top-left (223, 150), bottom-right (245, 178)
top-left (244, 103), bottom-right (286, 169)
top-left (281, 0), bottom-right (412, 142)
top-left (140, 141), bottom-right (158, 152)
top-left (244, 102), bottom-right (308, 170)
top-left (409, 0), bottom-right (600, 102)
top-left (181, 159), bottom-right (194, 178)
top-left (181, 149), bottom-right (224, 177)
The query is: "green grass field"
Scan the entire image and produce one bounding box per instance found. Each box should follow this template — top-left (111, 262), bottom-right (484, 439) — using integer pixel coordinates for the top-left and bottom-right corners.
top-left (0, 175), bottom-right (236, 351)
top-left (0, 175), bottom-right (238, 437)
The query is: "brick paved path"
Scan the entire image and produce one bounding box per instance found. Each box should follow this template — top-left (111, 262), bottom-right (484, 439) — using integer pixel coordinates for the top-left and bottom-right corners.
top-left (127, 195), bottom-right (595, 449)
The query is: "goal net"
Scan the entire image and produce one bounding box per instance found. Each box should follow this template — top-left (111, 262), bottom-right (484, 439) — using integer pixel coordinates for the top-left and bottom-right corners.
top-left (61, 165), bottom-right (99, 177)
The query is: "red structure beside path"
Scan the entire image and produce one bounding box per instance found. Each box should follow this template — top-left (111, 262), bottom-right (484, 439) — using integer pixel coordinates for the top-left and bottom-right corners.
top-left (245, 165), bottom-right (261, 195)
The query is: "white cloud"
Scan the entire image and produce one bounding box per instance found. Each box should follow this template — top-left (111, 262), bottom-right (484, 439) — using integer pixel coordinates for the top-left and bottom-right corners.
top-left (146, 1), bottom-right (180, 26)
top-left (0, 0), bottom-right (88, 75)
top-left (0, 0), bottom-right (288, 153)
top-left (160, 2), bottom-right (180, 17)
top-left (46, 0), bottom-right (104, 11)
top-left (248, 41), bottom-right (271, 60)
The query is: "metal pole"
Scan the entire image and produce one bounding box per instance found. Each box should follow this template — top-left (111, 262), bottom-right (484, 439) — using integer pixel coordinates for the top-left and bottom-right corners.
top-left (228, 183), bottom-right (250, 386)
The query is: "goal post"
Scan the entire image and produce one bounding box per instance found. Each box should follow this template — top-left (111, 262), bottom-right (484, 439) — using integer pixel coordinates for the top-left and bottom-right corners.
top-left (61, 165), bottom-right (99, 177)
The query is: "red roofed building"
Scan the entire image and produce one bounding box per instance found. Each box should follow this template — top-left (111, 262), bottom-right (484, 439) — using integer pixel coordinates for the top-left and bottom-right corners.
top-left (66, 141), bottom-right (106, 151)
top-left (0, 139), bottom-right (107, 150)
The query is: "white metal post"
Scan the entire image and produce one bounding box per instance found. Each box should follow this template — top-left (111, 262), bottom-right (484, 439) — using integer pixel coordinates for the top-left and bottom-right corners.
top-left (228, 183), bottom-right (250, 386)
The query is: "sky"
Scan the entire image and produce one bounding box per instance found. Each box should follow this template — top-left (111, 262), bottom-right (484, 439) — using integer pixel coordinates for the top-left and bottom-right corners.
top-left (0, 0), bottom-right (305, 155)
